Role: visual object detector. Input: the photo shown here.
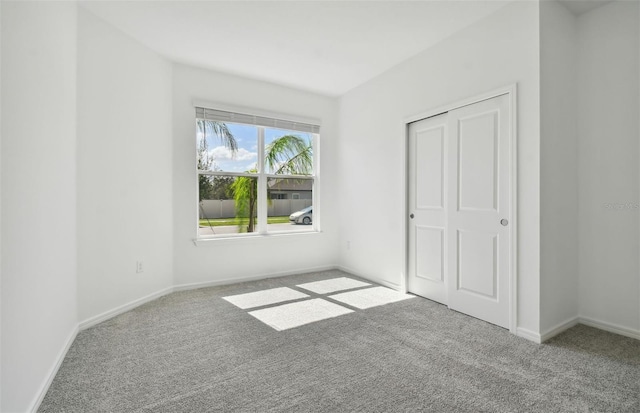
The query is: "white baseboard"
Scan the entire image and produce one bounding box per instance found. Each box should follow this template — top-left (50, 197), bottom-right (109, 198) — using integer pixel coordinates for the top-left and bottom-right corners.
top-left (336, 265), bottom-right (401, 291)
top-left (29, 325), bottom-right (78, 413)
top-left (80, 266), bottom-right (339, 330)
top-left (172, 265), bottom-right (338, 292)
top-left (540, 317), bottom-right (580, 342)
top-left (516, 327), bottom-right (542, 344)
top-left (534, 316), bottom-right (640, 344)
top-left (579, 316), bottom-right (640, 340)
top-left (79, 286), bottom-right (174, 330)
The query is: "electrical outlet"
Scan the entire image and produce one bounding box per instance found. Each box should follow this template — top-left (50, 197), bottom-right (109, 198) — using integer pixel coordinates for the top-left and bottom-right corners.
top-left (346, 241), bottom-right (351, 250)
top-left (136, 261), bottom-right (144, 273)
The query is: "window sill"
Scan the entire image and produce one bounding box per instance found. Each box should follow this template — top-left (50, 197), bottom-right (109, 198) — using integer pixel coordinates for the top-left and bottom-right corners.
top-left (193, 229), bottom-right (322, 246)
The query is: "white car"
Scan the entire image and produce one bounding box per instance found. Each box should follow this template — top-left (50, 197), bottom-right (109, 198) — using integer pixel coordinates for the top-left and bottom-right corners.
top-left (289, 206), bottom-right (312, 225)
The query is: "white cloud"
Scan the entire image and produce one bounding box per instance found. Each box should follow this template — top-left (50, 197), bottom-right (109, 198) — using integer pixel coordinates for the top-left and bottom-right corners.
top-left (210, 146), bottom-right (257, 161)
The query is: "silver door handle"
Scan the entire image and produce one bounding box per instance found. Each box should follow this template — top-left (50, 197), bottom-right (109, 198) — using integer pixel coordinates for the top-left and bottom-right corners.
top-left (500, 219), bottom-right (508, 226)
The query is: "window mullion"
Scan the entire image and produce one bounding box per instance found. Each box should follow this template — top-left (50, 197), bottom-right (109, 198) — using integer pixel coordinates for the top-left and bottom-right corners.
top-left (257, 127), bottom-right (267, 234)
top-left (312, 133), bottom-right (319, 231)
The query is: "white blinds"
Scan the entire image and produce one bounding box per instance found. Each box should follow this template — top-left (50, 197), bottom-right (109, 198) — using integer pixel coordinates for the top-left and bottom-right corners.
top-left (196, 107), bottom-right (320, 134)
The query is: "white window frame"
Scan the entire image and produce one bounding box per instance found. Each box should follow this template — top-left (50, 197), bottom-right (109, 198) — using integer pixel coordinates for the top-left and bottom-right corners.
top-left (194, 102), bottom-right (320, 242)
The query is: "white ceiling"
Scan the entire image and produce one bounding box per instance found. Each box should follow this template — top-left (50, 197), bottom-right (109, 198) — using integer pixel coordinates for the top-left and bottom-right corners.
top-left (80, 0), bottom-right (512, 97)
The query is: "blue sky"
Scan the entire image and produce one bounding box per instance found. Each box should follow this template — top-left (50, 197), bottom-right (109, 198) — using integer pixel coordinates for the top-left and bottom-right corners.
top-left (200, 122), bottom-right (312, 173)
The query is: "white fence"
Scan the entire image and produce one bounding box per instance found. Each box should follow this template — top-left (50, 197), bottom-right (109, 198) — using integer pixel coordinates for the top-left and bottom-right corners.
top-left (199, 199), bottom-right (312, 219)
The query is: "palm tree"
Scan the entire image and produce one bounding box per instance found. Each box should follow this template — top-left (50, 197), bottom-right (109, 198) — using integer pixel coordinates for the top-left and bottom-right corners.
top-left (265, 134), bottom-right (313, 175)
top-left (197, 120), bottom-right (238, 232)
top-left (197, 120), bottom-right (237, 202)
top-left (230, 171), bottom-right (258, 232)
top-left (232, 134), bottom-right (312, 232)
top-left (197, 119), bottom-right (237, 154)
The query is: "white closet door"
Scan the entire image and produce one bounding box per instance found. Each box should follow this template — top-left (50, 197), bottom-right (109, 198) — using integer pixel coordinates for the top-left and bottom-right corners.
top-left (407, 113), bottom-right (448, 305)
top-left (446, 94), bottom-right (511, 328)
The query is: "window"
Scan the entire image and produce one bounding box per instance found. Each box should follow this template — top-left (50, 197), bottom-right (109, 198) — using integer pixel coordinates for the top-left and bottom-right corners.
top-left (196, 107), bottom-right (318, 238)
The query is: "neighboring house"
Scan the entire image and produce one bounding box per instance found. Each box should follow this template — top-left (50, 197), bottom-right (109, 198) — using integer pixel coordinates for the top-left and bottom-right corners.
top-left (268, 178), bottom-right (312, 200)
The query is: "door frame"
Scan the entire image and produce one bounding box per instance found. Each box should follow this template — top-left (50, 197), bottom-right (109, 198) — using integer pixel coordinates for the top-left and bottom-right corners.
top-left (402, 84), bottom-right (518, 334)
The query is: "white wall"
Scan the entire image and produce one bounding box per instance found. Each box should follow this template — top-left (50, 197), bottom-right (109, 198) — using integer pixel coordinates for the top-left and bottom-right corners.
top-left (539, 1), bottom-right (579, 334)
top-left (1, 2), bottom-right (78, 412)
top-left (337, 1), bottom-right (541, 334)
top-left (577, 1), bottom-right (640, 335)
top-left (77, 8), bottom-right (174, 322)
top-left (172, 64), bottom-right (340, 286)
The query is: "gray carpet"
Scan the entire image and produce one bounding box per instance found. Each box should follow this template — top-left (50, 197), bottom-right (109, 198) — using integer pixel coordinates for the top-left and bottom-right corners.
top-left (40, 270), bottom-right (640, 412)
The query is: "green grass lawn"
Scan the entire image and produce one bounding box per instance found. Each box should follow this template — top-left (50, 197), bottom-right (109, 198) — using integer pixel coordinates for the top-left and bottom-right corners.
top-left (199, 216), bottom-right (290, 227)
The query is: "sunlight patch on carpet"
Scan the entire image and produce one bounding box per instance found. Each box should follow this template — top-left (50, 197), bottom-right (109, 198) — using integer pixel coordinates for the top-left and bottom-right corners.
top-left (248, 298), bottom-right (353, 331)
top-left (329, 286), bottom-right (414, 309)
top-left (296, 277), bottom-right (371, 294)
top-left (223, 287), bottom-right (308, 309)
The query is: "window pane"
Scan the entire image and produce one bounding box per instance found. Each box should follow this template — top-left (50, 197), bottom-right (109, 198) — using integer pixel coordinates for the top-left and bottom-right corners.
top-left (198, 174), bottom-right (258, 236)
top-left (264, 128), bottom-right (313, 175)
top-left (197, 120), bottom-right (258, 173)
top-left (267, 177), bottom-right (313, 232)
